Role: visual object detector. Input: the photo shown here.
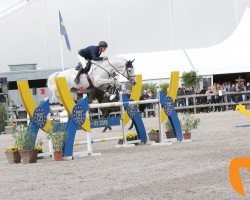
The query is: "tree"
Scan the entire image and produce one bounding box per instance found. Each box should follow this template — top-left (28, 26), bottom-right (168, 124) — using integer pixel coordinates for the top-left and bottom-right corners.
top-left (159, 82), bottom-right (169, 93)
top-left (142, 82), bottom-right (157, 94)
top-left (182, 70), bottom-right (200, 87)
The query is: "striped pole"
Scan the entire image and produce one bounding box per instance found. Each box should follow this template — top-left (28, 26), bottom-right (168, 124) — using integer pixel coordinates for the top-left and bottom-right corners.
top-left (89, 99), bottom-right (159, 109)
top-left (74, 136), bottom-right (122, 146)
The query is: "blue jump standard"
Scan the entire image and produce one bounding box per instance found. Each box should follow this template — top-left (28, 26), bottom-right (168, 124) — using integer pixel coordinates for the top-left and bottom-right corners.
top-left (159, 91), bottom-right (183, 141)
top-left (63, 97), bottom-right (89, 157)
top-left (29, 99), bottom-right (50, 146)
top-left (122, 95), bottom-right (147, 143)
top-left (91, 117), bottom-right (120, 129)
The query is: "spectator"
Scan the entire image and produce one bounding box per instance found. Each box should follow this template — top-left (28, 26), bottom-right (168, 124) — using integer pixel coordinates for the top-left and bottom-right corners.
top-left (206, 86), bottom-right (213, 112)
top-left (141, 90), bottom-right (149, 117)
top-left (147, 90), bottom-right (155, 117)
top-left (246, 82), bottom-right (250, 100)
top-left (177, 85), bottom-right (186, 107)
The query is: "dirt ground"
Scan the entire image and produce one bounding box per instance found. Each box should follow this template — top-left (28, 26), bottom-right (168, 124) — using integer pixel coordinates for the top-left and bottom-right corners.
top-left (0, 111), bottom-right (250, 200)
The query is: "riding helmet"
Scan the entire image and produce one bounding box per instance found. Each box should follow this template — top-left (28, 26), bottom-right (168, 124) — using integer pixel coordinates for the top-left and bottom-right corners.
top-left (99, 41), bottom-right (108, 48)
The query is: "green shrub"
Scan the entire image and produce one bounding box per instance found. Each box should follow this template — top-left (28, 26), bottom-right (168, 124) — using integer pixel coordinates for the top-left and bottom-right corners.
top-left (165, 119), bottom-right (172, 132)
top-left (160, 82), bottom-right (169, 93)
top-left (47, 122), bottom-right (67, 151)
top-left (181, 113), bottom-right (200, 132)
top-left (142, 82), bottom-right (157, 94)
top-left (13, 125), bottom-right (36, 150)
top-left (182, 70), bottom-right (200, 87)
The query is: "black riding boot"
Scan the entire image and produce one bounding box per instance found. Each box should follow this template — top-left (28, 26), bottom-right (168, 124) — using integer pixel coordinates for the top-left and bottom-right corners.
top-left (74, 66), bottom-right (84, 85)
top-left (75, 62), bottom-right (82, 70)
top-left (84, 60), bottom-right (92, 74)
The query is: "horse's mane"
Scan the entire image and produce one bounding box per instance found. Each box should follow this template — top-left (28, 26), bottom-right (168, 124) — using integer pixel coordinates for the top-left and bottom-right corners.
top-left (92, 56), bottom-right (127, 65)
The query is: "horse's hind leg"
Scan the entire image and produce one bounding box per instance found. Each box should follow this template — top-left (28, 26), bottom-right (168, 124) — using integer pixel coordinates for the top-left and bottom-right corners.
top-left (102, 127), bottom-right (108, 133)
top-left (128, 122), bottom-right (134, 130)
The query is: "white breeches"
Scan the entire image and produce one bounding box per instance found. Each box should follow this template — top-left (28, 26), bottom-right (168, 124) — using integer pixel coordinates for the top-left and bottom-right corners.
top-left (78, 55), bottom-right (88, 66)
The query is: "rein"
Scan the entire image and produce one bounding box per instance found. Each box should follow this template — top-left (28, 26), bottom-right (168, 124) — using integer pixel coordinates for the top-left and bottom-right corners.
top-left (107, 60), bottom-right (132, 80)
top-left (90, 60), bottom-right (132, 80)
top-left (91, 62), bottom-right (111, 78)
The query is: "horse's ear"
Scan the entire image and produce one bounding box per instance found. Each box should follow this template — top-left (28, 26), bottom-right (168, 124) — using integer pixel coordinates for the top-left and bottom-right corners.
top-left (126, 60), bottom-right (131, 66)
top-left (131, 59), bottom-right (135, 63)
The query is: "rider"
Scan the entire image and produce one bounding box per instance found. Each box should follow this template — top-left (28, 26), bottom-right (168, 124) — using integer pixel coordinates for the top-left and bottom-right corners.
top-left (74, 41), bottom-right (108, 85)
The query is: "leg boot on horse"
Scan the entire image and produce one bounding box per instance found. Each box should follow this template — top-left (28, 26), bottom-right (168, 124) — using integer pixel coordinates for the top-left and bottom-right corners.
top-left (128, 122), bottom-right (134, 130)
top-left (102, 126), bottom-right (112, 133)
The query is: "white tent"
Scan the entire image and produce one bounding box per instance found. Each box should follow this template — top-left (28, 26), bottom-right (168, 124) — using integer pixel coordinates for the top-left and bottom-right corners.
top-left (187, 7), bottom-right (250, 75)
top-left (119, 51), bottom-right (192, 80)
top-left (120, 7), bottom-right (250, 80)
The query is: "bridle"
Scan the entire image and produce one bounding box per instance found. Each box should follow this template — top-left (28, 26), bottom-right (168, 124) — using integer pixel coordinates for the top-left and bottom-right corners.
top-left (107, 60), bottom-right (135, 81)
top-left (91, 59), bottom-right (135, 81)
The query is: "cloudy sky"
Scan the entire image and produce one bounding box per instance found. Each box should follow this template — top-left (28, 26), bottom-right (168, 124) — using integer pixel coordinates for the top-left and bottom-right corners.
top-left (0, 0), bottom-right (21, 12)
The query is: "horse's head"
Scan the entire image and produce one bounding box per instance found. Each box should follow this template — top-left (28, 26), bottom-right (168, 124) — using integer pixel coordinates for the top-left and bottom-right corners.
top-left (125, 59), bottom-right (136, 85)
top-left (105, 57), bottom-right (136, 85)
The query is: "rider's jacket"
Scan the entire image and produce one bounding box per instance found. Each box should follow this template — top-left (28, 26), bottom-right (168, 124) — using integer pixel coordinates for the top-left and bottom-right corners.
top-left (78, 46), bottom-right (104, 61)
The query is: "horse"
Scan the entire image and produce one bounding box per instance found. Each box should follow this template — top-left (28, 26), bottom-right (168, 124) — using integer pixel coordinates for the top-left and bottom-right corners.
top-left (47, 57), bottom-right (136, 103)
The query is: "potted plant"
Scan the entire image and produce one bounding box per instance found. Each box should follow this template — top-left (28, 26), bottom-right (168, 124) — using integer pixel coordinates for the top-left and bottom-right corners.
top-left (148, 128), bottom-right (160, 143)
top-left (35, 138), bottom-right (44, 159)
top-left (14, 125), bottom-right (38, 164)
top-left (5, 125), bottom-right (14, 135)
top-left (47, 130), bottom-right (66, 161)
top-left (181, 112), bottom-right (200, 140)
top-left (0, 102), bottom-right (6, 134)
top-left (5, 146), bottom-right (21, 164)
top-left (165, 120), bottom-right (175, 139)
top-left (126, 132), bottom-right (137, 141)
top-left (118, 132), bottom-right (138, 144)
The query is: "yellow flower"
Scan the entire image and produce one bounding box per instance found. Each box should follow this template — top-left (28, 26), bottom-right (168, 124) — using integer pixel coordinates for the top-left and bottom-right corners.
top-left (34, 145), bottom-right (43, 152)
top-left (5, 146), bottom-right (20, 152)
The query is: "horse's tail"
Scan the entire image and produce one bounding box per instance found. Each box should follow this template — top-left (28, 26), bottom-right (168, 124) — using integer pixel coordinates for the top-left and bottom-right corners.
top-left (47, 72), bottom-right (59, 92)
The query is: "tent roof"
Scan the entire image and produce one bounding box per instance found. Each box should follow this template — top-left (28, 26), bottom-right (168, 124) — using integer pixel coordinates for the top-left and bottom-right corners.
top-left (120, 7), bottom-right (250, 80)
top-left (187, 7), bottom-right (250, 75)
